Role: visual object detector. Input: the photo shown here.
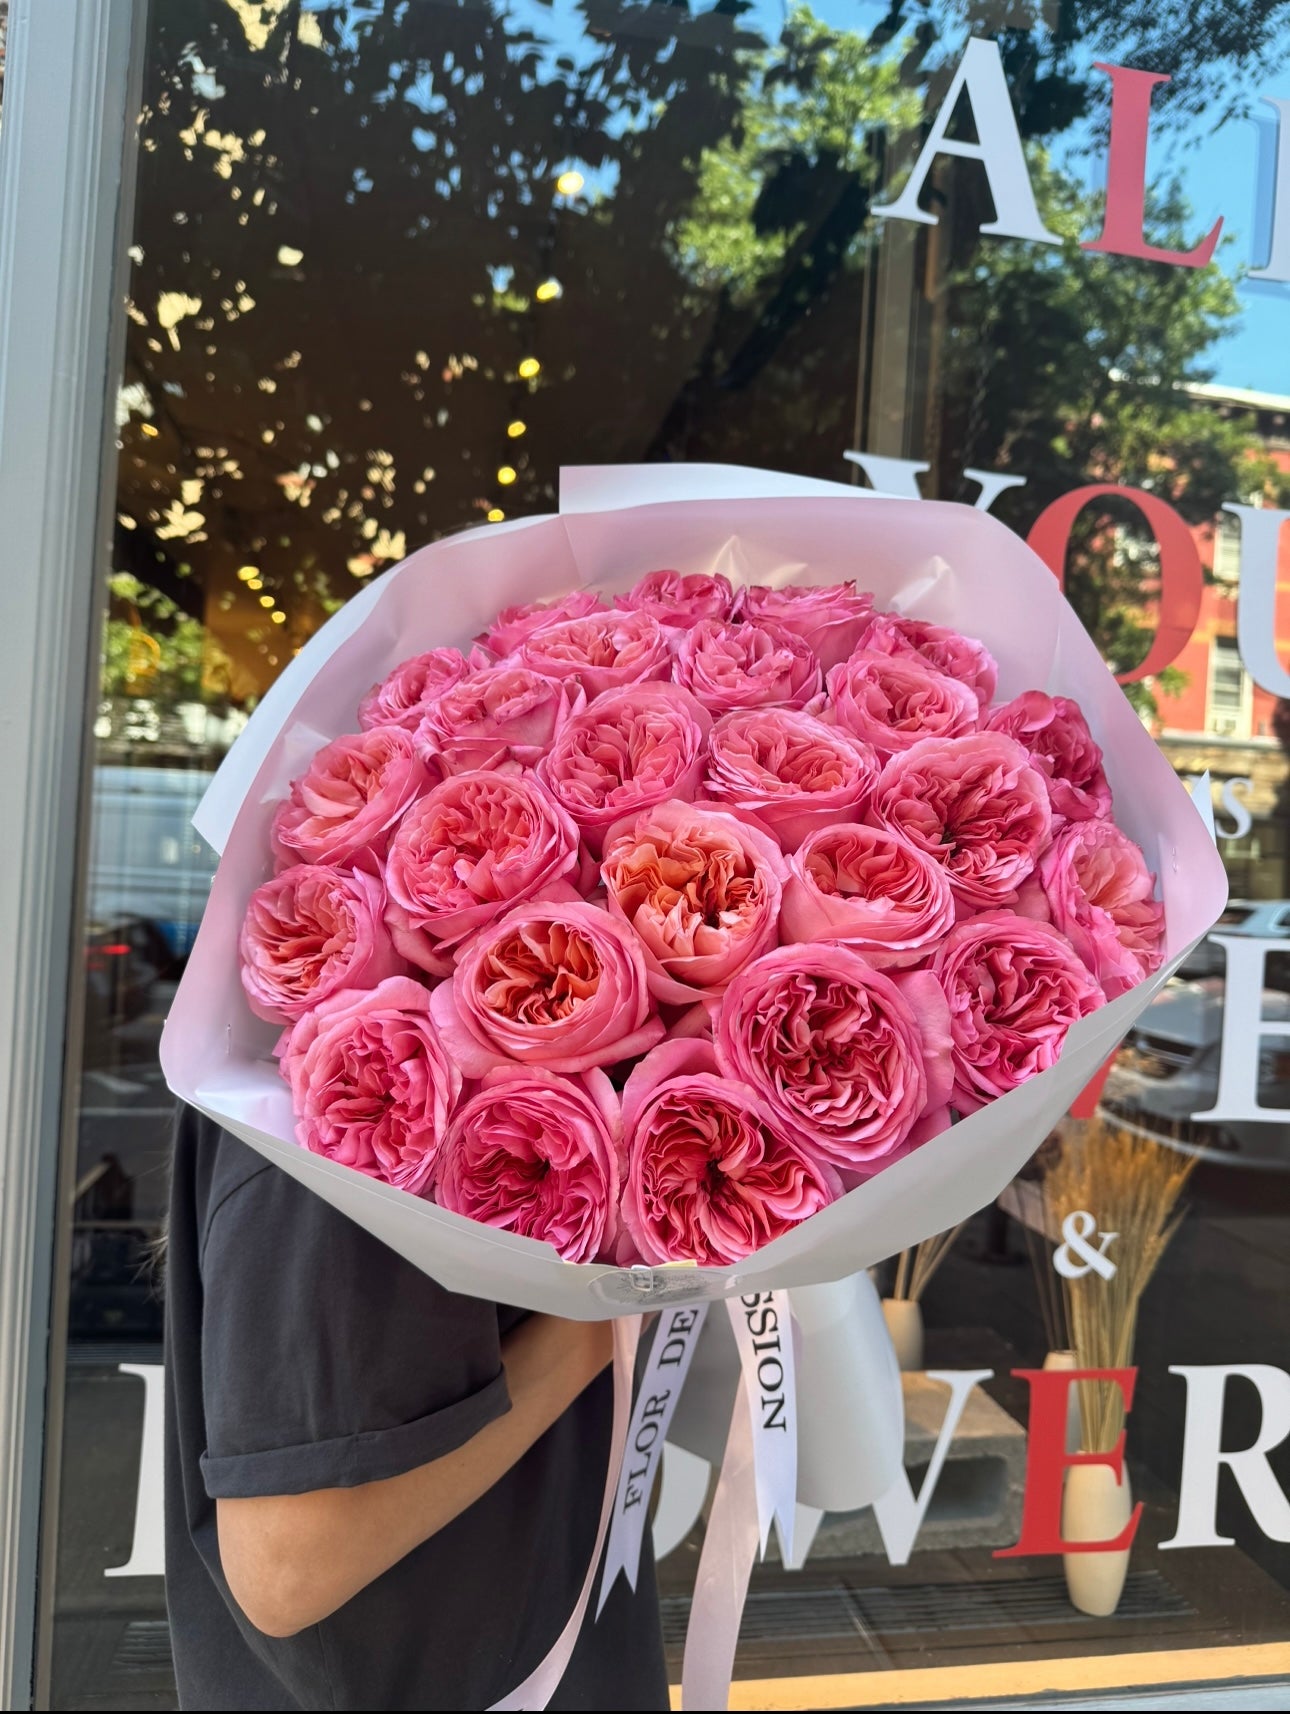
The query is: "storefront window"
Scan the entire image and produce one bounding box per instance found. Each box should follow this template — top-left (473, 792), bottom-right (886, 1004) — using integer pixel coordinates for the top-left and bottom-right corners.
top-left (39, 1), bottom-right (1290, 1704)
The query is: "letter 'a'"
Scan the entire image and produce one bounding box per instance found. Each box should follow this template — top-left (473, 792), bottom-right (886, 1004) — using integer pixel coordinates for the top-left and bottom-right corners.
top-left (872, 37), bottom-right (1061, 244)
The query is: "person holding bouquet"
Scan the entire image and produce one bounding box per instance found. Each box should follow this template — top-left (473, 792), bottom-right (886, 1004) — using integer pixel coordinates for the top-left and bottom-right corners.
top-left (162, 1105), bottom-right (669, 1711)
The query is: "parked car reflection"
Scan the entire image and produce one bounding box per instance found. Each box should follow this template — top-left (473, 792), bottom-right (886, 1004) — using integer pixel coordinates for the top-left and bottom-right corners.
top-left (1102, 903), bottom-right (1290, 1170)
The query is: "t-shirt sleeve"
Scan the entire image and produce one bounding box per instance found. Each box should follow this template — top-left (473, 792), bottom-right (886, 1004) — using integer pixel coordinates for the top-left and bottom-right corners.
top-left (197, 1161), bottom-right (511, 1499)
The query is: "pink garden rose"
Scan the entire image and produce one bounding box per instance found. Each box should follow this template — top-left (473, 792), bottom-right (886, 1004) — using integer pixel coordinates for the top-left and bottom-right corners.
top-left (477, 588), bottom-right (608, 657)
top-left (514, 608), bottom-right (673, 700)
top-left (986, 691), bottom-right (1113, 825)
top-left (932, 911), bottom-right (1105, 1111)
top-left (436, 1065), bottom-right (621, 1263)
top-left (855, 611), bottom-right (998, 707)
top-left (240, 864), bottom-right (404, 1022)
top-left (601, 801), bottom-right (788, 1006)
top-left (419, 664), bottom-right (584, 774)
top-left (780, 823), bottom-right (955, 968)
top-left (736, 581), bottom-right (873, 671)
top-left (827, 648), bottom-right (979, 756)
top-left (271, 726), bottom-right (432, 872)
top-left (871, 733), bottom-right (1052, 910)
top-left (703, 708), bottom-right (877, 851)
top-left (429, 898), bottom-right (665, 1075)
top-left (619, 569), bottom-right (736, 627)
top-left (538, 682), bottom-right (712, 856)
top-left (278, 976), bottom-right (461, 1194)
top-left (1026, 820), bottom-right (1165, 999)
top-left (620, 1038), bottom-right (841, 1265)
top-left (357, 648), bottom-right (471, 732)
top-left (716, 943), bottom-right (953, 1171)
top-left (383, 770), bottom-right (580, 973)
top-left (675, 618), bottom-right (821, 714)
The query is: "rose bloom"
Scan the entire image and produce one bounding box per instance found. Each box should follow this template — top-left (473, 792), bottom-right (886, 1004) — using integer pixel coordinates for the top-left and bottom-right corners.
top-left (357, 648), bottom-right (471, 732)
top-left (383, 770), bottom-right (580, 974)
top-left (619, 568), bottom-right (736, 627)
top-left (986, 690), bottom-right (1113, 825)
top-left (271, 726), bottom-right (431, 872)
top-left (620, 1038), bottom-right (841, 1265)
top-left (933, 911), bottom-right (1105, 1111)
top-left (477, 588), bottom-right (608, 657)
top-left (736, 581), bottom-right (874, 671)
top-left (703, 707), bottom-right (877, 851)
top-left (827, 648), bottom-right (979, 756)
top-left (675, 618), bottom-right (822, 715)
top-left (1027, 820), bottom-right (1165, 999)
top-left (429, 897), bottom-right (666, 1075)
top-left (240, 864), bottom-right (404, 1023)
top-left (601, 801), bottom-right (788, 1006)
top-left (419, 664), bottom-right (584, 774)
top-left (871, 733), bottom-right (1052, 910)
top-left (538, 681), bottom-right (712, 856)
top-left (436, 1065), bottom-right (621, 1263)
top-left (278, 976), bottom-right (461, 1194)
top-left (781, 823), bottom-right (955, 968)
top-left (514, 608), bottom-right (672, 700)
top-left (855, 611), bottom-right (998, 707)
top-left (716, 943), bottom-right (953, 1171)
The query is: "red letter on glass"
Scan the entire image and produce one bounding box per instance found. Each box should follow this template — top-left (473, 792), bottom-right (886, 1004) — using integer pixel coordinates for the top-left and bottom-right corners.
top-left (995, 1367), bottom-right (1144, 1557)
top-left (1082, 64), bottom-right (1223, 267)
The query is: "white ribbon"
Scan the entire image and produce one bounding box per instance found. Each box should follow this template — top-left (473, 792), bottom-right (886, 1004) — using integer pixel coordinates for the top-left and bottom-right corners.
top-left (726, 1290), bottom-right (798, 1562)
top-left (489, 1314), bottom-right (642, 1712)
top-left (597, 1302), bottom-right (709, 1614)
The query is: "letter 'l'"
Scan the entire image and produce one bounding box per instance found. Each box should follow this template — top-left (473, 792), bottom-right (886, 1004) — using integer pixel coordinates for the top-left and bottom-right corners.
top-left (1082, 64), bottom-right (1223, 266)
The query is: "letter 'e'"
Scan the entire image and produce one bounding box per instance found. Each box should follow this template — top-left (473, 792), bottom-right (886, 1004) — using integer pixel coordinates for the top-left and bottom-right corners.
top-left (995, 1368), bottom-right (1144, 1557)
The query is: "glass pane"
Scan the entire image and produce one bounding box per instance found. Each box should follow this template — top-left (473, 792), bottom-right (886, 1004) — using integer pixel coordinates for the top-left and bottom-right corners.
top-left (43, 0), bottom-right (1290, 1705)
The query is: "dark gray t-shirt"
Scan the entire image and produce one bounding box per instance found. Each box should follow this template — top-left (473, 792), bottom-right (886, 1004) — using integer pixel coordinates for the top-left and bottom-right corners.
top-left (164, 1108), bottom-right (668, 1711)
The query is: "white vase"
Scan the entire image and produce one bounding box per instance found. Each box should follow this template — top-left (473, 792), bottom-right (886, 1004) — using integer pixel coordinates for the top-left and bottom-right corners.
top-left (881, 1296), bottom-right (924, 1372)
top-left (1043, 1348), bottom-right (1083, 1454)
top-left (1062, 1462), bottom-right (1134, 1617)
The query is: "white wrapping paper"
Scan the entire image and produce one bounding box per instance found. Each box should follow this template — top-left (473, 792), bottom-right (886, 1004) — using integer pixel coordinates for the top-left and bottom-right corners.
top-left (162, 464), bottom-right (1229, 1319)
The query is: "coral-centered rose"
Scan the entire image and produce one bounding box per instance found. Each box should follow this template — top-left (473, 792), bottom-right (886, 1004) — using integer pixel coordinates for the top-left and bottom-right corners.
top-left (716, 944), bottom-right (953, 1171)
top-left (601, 801), bottom-right (788, 1006)
top-left (827, 648), bottom-right (979, 756)
top-left (871, 733), bottom-right (1051, 910)
top-left (620, 569), bottom-right (736, 627)
top-left (515, 609), bottom-right (672, 700)
top-left (1027, 820), bottom-right (1165, 999)
top-left (675, 618), bottom-right (821, 714)
top-left (436, 1065), bottom-right (621, 1263)
top-left (358, 648), bottom-right (471, 732)
top-left (278, 976), bottom-right (461, 1194)
top-left (986, 691), bottom-right (1113, 825)
top-left (781, 823), bottom-right (955, 968)
top-left (271, 727), bottom-right (432, 872)
top-left (419, 664), bottom-right (584, 774)
top-left (703, 707), bottom-right (877, 851)
top-left (620, 1039), bottom-right (841, 1265)
top-left (736, 581), bottom-right (874, 671)
top-left (856, 612), bottom-right (998, 707)
top-left (383, 770), bottom-right (580, 974)
top-left (240, 864), bottom-right (403, 1022)
top-left (477, 588), bottom-right (607, 657)
top-left (429, 898), bottom-right (665, 1075)
top-left (538, 682), bottom-right (712, 856)
top-left (933, 911), bottom-right (1105, 1111)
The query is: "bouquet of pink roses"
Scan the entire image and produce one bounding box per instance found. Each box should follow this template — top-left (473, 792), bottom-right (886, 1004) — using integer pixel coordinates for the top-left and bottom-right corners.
top-left (162, 465), bottom-right (1225, 1709)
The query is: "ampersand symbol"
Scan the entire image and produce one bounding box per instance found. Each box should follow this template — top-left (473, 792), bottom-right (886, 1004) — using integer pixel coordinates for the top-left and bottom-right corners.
top-left (1052, 1209), bottom-right (1119, 1281)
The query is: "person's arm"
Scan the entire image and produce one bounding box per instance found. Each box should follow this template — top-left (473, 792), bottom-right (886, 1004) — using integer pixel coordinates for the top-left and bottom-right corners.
top-left (217, 1312), bottom-right (611, 1639)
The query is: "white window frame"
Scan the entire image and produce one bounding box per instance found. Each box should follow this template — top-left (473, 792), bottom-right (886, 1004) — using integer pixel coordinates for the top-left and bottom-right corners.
top-left (0, 2), bottom-right (142, 1706)
top-left (1205, 634), bottom-right (1254, 739)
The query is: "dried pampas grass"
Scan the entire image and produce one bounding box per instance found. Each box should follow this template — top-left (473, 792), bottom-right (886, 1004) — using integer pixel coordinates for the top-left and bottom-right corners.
top-left (889, 1222), bottom-right (966, 1304)
top-left (1042, 1120), bottom-right (1195, 1453)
